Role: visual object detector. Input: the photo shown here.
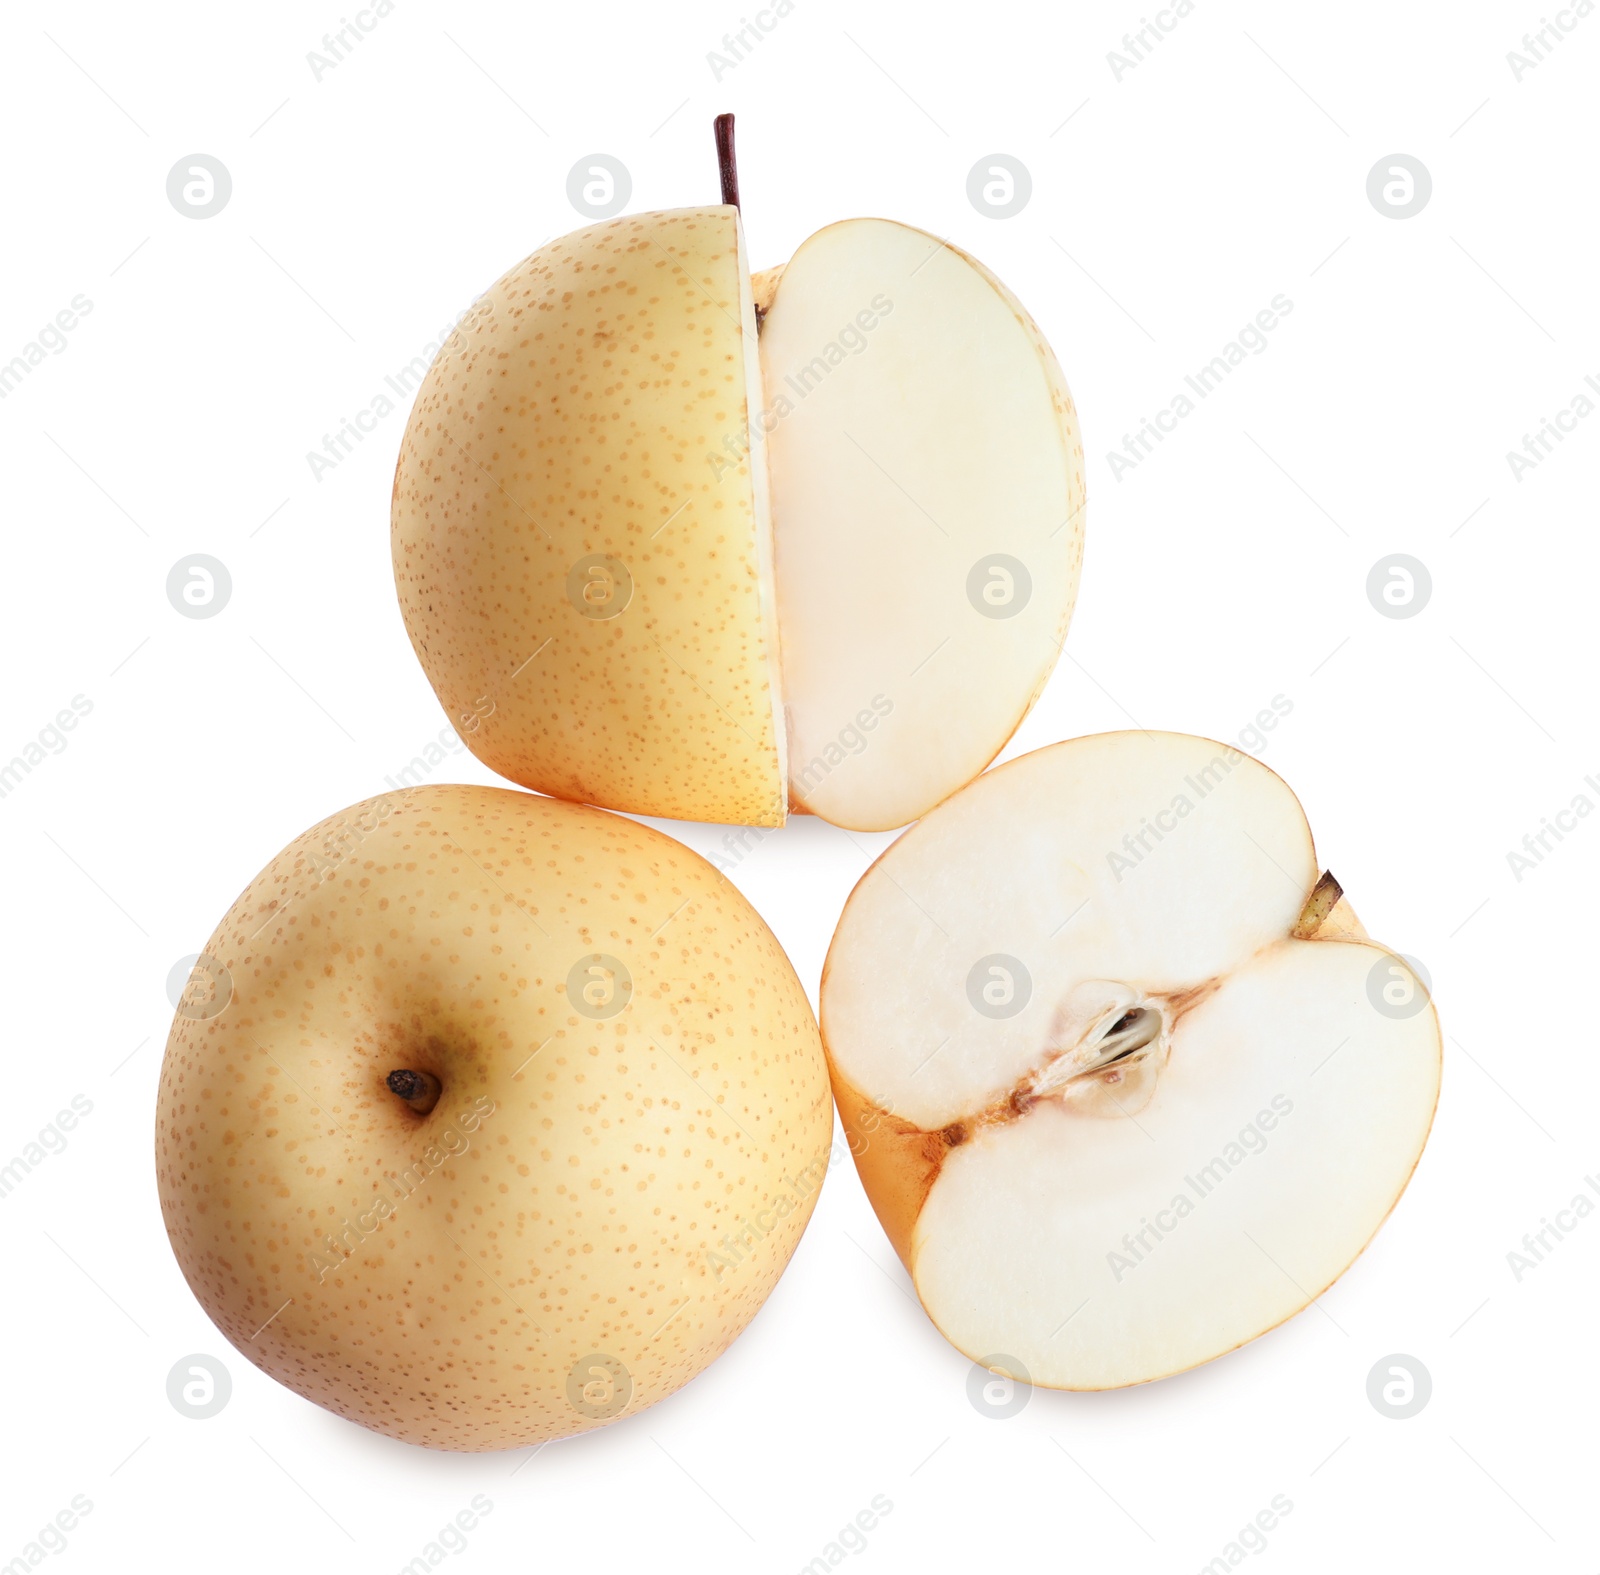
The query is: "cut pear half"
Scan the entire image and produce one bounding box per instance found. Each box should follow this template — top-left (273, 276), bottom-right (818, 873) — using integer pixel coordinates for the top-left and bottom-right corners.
top-left (821, 732), bottom-right (1441, 1389)
top-left (761, 220), bottom-right (1084, 830)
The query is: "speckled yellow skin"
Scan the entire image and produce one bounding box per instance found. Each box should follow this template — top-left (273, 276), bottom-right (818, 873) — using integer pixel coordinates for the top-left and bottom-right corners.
top-left (392, 208), bottom-right (787, 827)
top-left (155, 785), bottom-right (831, 1451)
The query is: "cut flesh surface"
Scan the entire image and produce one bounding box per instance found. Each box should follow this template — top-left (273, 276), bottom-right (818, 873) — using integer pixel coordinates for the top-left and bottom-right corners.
top-left (820, 732), bottom-right (1441, 1388)
top-left (759, 220), bottom-right (1085, 832)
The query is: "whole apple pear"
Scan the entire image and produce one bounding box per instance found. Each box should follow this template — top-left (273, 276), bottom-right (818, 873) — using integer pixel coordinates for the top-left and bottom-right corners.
top-left (155, 784), bottom-right (832, 1450)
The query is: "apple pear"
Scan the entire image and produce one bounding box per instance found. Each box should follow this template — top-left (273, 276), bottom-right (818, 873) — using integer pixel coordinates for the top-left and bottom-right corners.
top-left (155, 784), bottom-right (832, 1450)
top-left (820, 732), bottom-right (1441, 1389)
top-left (391, 117), bottom-right (1084, 832)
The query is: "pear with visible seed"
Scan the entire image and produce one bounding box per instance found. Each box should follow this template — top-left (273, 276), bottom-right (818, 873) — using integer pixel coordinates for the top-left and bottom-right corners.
top-left (820, 731), bottom-right (1441, 1389)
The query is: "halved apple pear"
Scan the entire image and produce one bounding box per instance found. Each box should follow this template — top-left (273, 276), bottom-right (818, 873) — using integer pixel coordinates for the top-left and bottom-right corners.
top-left (391, 120), bottom-right (1083, 832)
top-left (820, 732), bottom-right (1441, 1389)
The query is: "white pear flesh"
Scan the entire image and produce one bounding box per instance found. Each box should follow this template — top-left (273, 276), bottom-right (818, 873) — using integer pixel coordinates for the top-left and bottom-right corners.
top-left (820, 732), bottom-right (1441, 1389)
top-left (760, 220), bottom-right (1085, 831)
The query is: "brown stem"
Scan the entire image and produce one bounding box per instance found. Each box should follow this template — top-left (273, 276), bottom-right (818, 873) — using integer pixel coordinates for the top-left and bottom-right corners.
top-left (1290, 870), bottom-right (1344, 940)
top-left (714, 113), bottom-right (740, 211)
top-left (386, 1069), bottom-right (441, 1115)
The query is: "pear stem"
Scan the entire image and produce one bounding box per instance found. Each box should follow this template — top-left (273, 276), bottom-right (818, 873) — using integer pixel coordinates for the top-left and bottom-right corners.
top-left (386, 1069), bottom-right (441, 1115)
top-left (714, 113), bottom-right (740, 211)
top-left (1291, 870), bottom-right (1344, 940)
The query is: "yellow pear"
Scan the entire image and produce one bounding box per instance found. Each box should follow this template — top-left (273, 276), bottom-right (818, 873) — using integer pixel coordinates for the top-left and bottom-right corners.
top-left (155, 784), bottom-right (832, 1450)
top-left (392, 118), bottom-right (1084, 832)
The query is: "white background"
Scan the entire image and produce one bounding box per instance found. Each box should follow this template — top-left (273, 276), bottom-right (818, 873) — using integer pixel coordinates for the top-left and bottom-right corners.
top-left (1, 0), bottom-right (1595, 1569)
